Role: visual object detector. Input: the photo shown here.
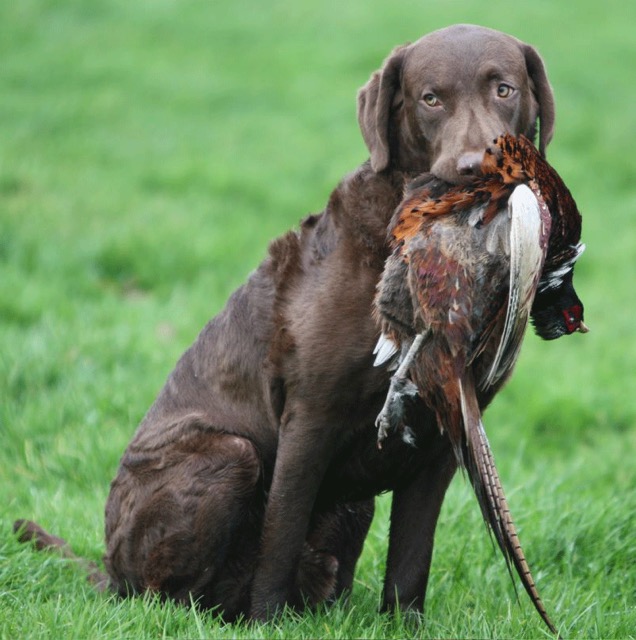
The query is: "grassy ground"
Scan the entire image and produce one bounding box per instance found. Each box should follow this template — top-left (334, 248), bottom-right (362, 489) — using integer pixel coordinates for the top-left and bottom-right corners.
top-left (1, 0), bottom-right (635, 638)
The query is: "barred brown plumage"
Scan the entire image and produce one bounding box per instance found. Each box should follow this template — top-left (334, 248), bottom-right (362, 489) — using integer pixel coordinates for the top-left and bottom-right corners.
top-left (374, 134), bottom-right (587, 635)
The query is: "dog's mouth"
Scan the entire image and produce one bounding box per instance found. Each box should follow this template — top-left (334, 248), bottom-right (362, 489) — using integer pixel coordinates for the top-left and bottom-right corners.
top-left (429, 151), bottom-right (489, 185)
top-left (456, 151), bottom-right (485, 178)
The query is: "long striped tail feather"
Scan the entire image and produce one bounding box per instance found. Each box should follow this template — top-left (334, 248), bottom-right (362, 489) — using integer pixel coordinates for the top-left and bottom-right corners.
top-left (458, 376), bottom-right (559, 636)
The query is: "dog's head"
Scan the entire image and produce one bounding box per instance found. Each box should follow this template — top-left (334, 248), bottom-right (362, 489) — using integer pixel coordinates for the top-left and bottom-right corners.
top-left (357, 24), bottom-right (555, 183)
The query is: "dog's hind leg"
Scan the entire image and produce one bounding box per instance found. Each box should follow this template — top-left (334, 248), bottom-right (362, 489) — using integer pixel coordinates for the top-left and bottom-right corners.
top-left (104, 430), bottom-right (262, 618)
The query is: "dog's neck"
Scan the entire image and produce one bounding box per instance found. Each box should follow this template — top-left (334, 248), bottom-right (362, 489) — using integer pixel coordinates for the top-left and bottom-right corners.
top-left (325, 162), bottom-right (410, 267)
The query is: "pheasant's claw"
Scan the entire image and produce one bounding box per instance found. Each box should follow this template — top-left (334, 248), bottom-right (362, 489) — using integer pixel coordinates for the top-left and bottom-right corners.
top-left (376, 375), bottom-right (419, 448)
top-left (375, 414), bottom-right (390, 448)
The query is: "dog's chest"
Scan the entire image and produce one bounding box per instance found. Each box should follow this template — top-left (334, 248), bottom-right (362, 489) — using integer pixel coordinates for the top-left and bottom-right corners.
top-left (316, 411), bottom-right (442, 505)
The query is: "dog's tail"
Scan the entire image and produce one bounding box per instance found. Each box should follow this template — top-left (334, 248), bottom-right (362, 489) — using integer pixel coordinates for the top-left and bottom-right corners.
top-left (13, 519), bottom-right (111, 591)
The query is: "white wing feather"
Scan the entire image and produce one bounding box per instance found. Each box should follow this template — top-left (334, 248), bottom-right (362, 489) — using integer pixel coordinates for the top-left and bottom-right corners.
top-left (373, 333), bottom-right (399, 367)
top-left (483, 184), bottom-right (550, 388)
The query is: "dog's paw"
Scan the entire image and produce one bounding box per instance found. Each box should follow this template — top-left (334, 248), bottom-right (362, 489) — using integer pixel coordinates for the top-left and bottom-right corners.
top-left (295, 546), bottom-right (339, 606)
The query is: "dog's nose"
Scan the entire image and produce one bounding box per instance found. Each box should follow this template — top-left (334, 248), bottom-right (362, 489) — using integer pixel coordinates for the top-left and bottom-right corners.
top-left (456, 151), bottom-right (484, 177)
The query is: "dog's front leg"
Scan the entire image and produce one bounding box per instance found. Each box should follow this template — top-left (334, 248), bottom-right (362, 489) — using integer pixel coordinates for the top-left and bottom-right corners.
top-left (382, 431), bottom-right (456, 613)
top-left (250, 405), bottom-right (337, 620)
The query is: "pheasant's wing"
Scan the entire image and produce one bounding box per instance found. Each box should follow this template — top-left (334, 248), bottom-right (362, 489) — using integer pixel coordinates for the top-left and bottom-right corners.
top-left (373, 334), bottom-right (399, 368)
top-left (373, 183), bottom-right (438, 369)
top-left (375, 174), bottom-right (497, 369)
top-left (482, 184), bottom-right (551, 389)
top-left (374, 252), bottom-right (414, 367)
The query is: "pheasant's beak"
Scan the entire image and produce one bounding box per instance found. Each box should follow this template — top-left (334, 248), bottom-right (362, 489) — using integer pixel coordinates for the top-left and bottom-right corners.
top-left (578, 321), bottom-right (590, 334)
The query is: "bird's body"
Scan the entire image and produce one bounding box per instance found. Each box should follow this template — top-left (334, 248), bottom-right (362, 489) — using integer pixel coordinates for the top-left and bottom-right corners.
top-left (374, 134), bottom-right (587, 635)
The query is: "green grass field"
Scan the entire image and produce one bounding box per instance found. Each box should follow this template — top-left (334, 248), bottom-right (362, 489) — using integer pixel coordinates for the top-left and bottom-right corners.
top-left (1, 1), bottom-right (635, 638)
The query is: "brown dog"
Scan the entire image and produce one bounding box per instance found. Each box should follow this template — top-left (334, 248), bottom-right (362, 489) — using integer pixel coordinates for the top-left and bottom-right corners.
top-left (16, 24), bottom-right (555, 621)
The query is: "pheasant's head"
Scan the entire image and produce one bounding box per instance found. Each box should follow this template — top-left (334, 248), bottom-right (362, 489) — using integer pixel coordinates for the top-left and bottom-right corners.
top-left (531, 275), bottom-right (589, 340)
top-left (561, 303), bottom-right (589, 335)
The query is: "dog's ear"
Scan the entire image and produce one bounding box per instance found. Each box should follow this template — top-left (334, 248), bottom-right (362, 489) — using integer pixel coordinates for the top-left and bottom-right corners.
top-left (357, 45), bottom-right (408, 172)
top-left (522, 44), bottom-right (555, 158)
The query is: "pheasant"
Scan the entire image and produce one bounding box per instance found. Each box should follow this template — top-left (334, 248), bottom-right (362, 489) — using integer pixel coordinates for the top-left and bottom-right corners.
top-left (373, 134), bottom-right (587, 635)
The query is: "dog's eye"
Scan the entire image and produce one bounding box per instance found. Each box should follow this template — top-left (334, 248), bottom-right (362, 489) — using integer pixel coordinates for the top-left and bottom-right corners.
top-left (421, 93), bottom-right (440, 107)
top-left (497, 83), bottom-right (514, 98)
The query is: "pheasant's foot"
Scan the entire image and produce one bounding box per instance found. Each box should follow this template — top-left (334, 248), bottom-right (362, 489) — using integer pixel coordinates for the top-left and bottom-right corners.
top-left (376, 375), bottom-right (419, 448)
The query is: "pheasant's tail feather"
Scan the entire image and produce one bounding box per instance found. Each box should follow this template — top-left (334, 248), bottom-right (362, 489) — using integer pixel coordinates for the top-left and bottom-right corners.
top-left (458, 377), bottom-right (559, 635)
top-left (484, 184), bottom-right (551, 389)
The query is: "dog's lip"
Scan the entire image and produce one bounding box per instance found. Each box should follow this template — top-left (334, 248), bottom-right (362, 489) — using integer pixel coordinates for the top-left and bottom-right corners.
top-left (453, 173), bottom-right (482, 185)
top-left (430, 171), bottom-right (481, 186)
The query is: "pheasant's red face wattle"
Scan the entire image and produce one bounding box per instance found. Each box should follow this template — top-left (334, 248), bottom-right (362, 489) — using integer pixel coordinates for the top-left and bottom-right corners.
top-left (562, 304), bottom-right (583, 333)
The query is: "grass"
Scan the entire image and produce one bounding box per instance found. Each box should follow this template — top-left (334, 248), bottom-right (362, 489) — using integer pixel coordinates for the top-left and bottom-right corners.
top-left (1, 0), bottom-right (635, 638)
